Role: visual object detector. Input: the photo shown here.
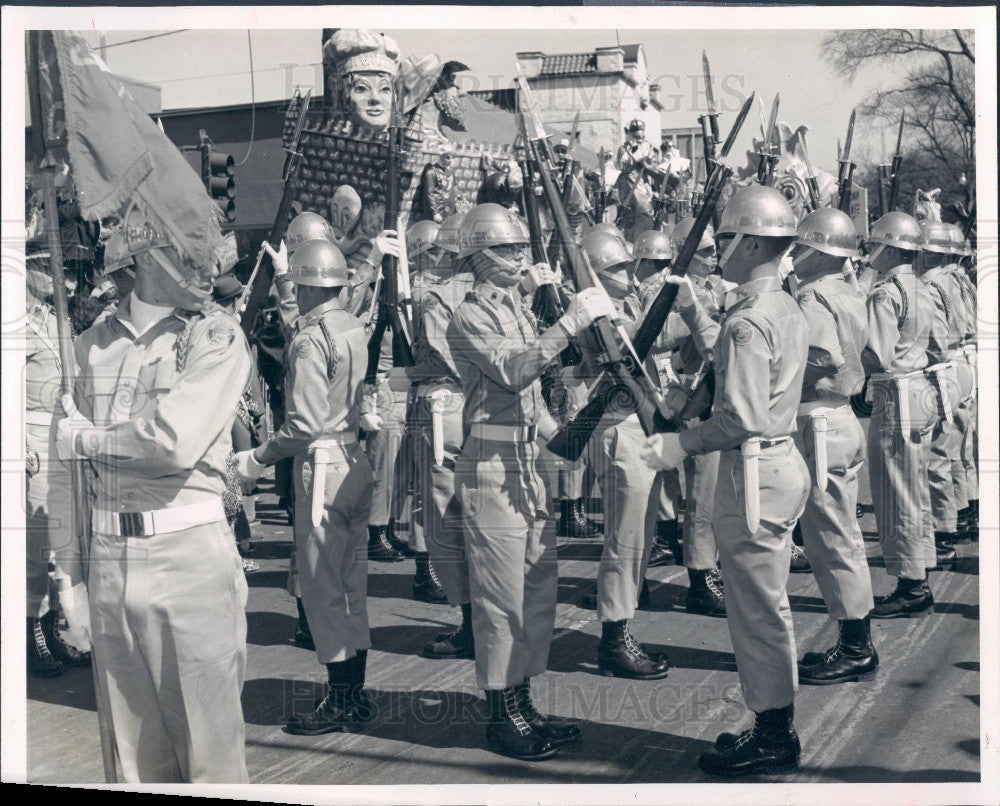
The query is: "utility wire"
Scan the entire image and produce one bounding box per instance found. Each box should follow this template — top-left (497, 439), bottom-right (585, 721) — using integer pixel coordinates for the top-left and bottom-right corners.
top-left (235, 30), bottom-right (256, 166)
top-left (102, 30), bottom-right (190, 49)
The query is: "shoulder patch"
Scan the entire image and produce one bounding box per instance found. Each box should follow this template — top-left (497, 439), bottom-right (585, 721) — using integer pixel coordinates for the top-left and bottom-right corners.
top-left (206, 319), bottom-right (236, 348)
top-left (423, 293), bottom-right (439, 311)
top-left (797, 287), bottom-right (817, 305)
top-left (295, 337), bottom-right (316, 360)
top-left (731, 319), bottom-right (755, 346)
top-left (872, 286), bottom-right (890, 304)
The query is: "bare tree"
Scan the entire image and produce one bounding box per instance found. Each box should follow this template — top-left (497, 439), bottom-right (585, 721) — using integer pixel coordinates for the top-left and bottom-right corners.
top-left (822, 29), bottom-right (975, 216)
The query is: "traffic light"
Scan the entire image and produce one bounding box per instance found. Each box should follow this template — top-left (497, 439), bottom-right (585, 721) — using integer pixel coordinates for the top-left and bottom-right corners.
top-left (199, 130), bottom-right (236, 223)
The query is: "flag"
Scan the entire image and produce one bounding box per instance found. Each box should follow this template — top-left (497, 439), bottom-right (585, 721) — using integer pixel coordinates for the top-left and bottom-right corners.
top-left (33, 31), bottom-right (224, 273)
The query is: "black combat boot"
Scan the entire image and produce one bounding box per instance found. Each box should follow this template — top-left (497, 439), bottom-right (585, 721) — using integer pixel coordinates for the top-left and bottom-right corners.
top-left (367, 525), bottom-right (404, 562)
top-left (966, 499), bottom-right (979, 541)
top-left (871, 577), bottom-right (934, 619)
top-left (386, 518), bottom-right (415, 556)
top-left (932, 532), bottom-right (957, 569)
top-left (515, 678), bottom-right (581, 747)
top-left (413, 553), bottom-right (448, 604)
top-left (647, 520), bottom-right (683, 567)
top-left (484, 687), bottom-right (559, 761)
top-left (422, 602), bottom-right (475, 659)
top-left (686, 568), bottom-right (726, 617)
top-left (41, 611), bottom-right (91, 668)
top-left (799, 617), bottom-right (878, 684)
top-left (952, 507), bottom-right (973, 544)
top-left (699, 705), bottom-right (800, 776)
top-left (789, 543), bottom-right (812, 573)
top-left (597, 619), bottom-right (670, 680)
top-left (27, 616), bottom-right (63, 678)
top-left (345, 649), bottom-right (375, 723)
top-left (556, 498), bottom-right (603, 539)
top-left (294, 597), bottom-right (315, 650)
top-left (286, 659), bottom-right (359, 735)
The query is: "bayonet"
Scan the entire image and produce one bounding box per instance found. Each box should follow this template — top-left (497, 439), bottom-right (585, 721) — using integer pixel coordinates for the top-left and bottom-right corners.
top-left (799, 128), bottom-right (822, 211)
top-left (756, 93), bottom-right (779, 186)
top-left (887, 112), bottom-right (905, 211)
top-left (837, 108), bottom-right (857, 213)
top-left (842, 108), bottom-right (856, 163)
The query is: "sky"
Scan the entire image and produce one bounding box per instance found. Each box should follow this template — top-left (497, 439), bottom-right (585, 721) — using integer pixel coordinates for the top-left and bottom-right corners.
top-left (79, 27), bottom-right (918, 176)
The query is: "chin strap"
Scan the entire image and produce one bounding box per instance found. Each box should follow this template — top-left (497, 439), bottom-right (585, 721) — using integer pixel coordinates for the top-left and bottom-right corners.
top-left (718, 233), bottom-right (743, 268)
top-left (147, 247), bottom-right (212, 300)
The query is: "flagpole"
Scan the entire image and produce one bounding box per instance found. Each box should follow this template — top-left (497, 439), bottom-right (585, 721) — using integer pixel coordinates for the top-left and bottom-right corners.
top-left (27, 30), bottom-right (119, 784)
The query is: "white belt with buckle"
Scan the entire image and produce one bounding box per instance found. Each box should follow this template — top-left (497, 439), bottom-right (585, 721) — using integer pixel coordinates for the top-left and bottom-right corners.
top-left (25, 410), bottom-right (54, 426)
top-left (469, 423), bottom-right (538, 443)
top-left (309, 433), bottom-right (359, 527)
top-left (93, 498), bottom-right (225, 537)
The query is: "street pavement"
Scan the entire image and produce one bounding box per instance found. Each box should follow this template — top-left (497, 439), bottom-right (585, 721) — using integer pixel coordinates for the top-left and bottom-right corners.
top-left (26, 439), bottom-right (980, 785)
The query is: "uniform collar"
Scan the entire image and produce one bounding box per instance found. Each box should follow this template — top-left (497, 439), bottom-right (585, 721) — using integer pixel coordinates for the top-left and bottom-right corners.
top-left (881, 263), bottom-right (914, 280)
top-left (724, 274), bottom-right (782, 311)
top-left (473, 280), bottom-right (518, 307)
top-left (296, 298), bottom-right (348, 330)
top-left (114, 293), bottom-right (185, 339)
top-left (919, 265), bottom-right (948, 282)
top-left (796, 268), bottom-right (842, 291)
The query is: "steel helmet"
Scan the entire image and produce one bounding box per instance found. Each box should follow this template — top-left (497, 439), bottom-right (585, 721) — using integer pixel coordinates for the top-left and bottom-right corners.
top-left (288, 238), bottom-right (350, 287)
top-left (795, 207), bottom-right (860, 258)
top-left (583, 222), bottom-right (628, 248)
top-left (581, 228), bottom-right (634, 274)
top-left (868, 211), bottom-right (922, 252)
top-left (717, 185), bottom-right (798, 238)
top-left (633, 230), bottom-right (674, 262)
top-left (944, 223), bottom-right (971, 256)
top-left (457, 203), bottom-right (530, 259)
top-left (407, 219), bottom-right (440, 259)
top-left (670, 217), bottom-right (715, 254)
top-left (286, 212), bottom-right (335, 255)
top-left (919, 220), bottom-right (953, 255)
top-left (627, 119), bottom-right (645, 133)
top-left (437, 212), bottom-right (463, 254)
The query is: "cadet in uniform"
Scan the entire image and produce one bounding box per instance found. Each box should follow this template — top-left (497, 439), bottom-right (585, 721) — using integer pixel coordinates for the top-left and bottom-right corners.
top-left (788, 208), bottom-right (878, 684)
top-left (576, 228), bottom-right (669, 680)
top-left (57, 206), bottom-right (250, 783)
top-left (25, 249), bottom-right (92, 676)
top-left (656, 218), bottom-right (728, 617)
top-left (237, 238), bottom-right (375, 735)
top-left (407, 215), bottom-right (480, 655)
top-left (862, 213), bottom-right (939, 618)
top-left (917, 220), bottom-right (971, 555)
top-left (447, 203), bottom-right (616, 760)
top-left (642, 186), bottom-right (810, 776)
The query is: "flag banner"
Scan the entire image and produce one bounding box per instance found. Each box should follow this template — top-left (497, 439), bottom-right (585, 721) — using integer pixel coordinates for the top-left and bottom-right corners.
top-left (37, 31), bottom-right (224, 273)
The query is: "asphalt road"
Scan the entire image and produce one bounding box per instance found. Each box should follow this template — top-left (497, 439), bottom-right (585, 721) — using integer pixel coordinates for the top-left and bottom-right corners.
top-left (26, 438), bottom-right (980, 786)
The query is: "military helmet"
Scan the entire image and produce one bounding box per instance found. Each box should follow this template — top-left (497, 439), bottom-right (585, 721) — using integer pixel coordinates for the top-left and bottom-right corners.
top-left (407, 219), bottom-right (440, 259)
top-left (583, 222), bottom-right (628, 248)
top-left (868, 211), bottom-right (923, 252)
top-left (581, 227), bottom-right (634, 274)
top-left (288, 238), bottom-right (350, 287)
top-left (944, 223), bottom-right (971, 256)
top-left (634, 229), bottom-right (674, 262)
top-left (795, 207), bottom-right (860, 258)
top-left (457, 203), bottom-right (530, 259)
top-left (919, 220), bottom-right (953, 255)
top-left (286, 212), bottom-right (335, 255)
top-left (670, 217), bottom-right (715, 254)
top-left (437, 212), bottom-right (464, 254)
top-left (717, 185), bottom-right (797, 238)
top-left (627, 119), bottom-right (645, 133)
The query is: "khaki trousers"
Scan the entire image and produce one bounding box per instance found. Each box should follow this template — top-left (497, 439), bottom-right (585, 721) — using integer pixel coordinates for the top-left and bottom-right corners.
top-left (366, 383), bottom-right (409, 526)
top-left (714, 441), bottom-right (809, 713)
top-left (294, 445), bottom-right (373, 664)
top-left (89, 519), bottom-right (249, 783)
top-left (457, 437), bottom-right (557, 690)
top-left (682, 449), bottom-right (720, 571)
top-left (794, 406), bottom-right (874, 620)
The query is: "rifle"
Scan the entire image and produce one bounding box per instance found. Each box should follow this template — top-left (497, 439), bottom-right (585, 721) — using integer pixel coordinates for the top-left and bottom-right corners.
top-left (517, 66), bottom-right (671, 447)
top-left (27, 30), bottom-right (118, 782)
top-left (876, 164), bottom-right (889, 218)
top-left (546, 93), bottom-right (752, 461)
top-left (698, 51), bottom-right (721, 174)
top-left (837, 108), bottom-right (857, 214)
top-left (596, 147), bottom-right (608, 223)
top-left (886, 113), bottom-right (905, 212)
top-left (366, 75), bottom-right (415, 380)
top-left (239, 89), bottom-right (312, 338)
